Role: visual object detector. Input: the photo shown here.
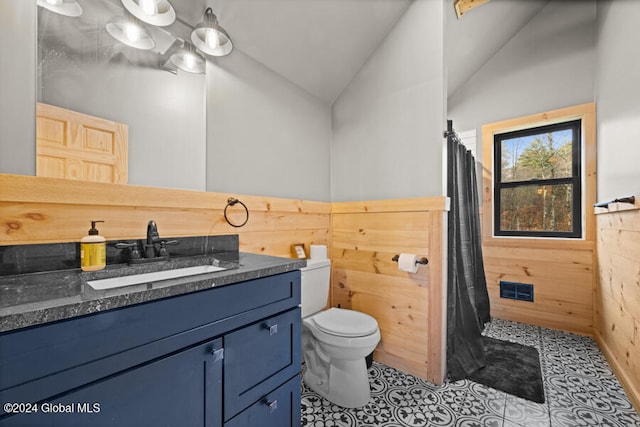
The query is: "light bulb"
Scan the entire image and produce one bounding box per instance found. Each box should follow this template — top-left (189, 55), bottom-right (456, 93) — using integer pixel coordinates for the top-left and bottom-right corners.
top-left (125, 23), bottom-right (141, 42)
top-left (138, 0), bottom-right (157, 16)
top-left (184, 53), bottom-right (196, 70)
top-left (205, 30), bottom-right (221, 49)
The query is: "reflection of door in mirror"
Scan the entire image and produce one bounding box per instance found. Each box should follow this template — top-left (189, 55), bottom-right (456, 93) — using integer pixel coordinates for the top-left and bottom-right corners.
top-left (36, 103), bottom-right (128, 184)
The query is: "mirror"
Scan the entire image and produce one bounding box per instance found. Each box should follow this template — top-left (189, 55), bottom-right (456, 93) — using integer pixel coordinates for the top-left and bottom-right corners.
top-left (37, 0), bottom-right (207, 191)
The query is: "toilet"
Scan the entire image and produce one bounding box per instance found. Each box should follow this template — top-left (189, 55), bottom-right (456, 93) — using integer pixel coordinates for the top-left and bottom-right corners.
top-left (300, 256), bottom-right (381, 408)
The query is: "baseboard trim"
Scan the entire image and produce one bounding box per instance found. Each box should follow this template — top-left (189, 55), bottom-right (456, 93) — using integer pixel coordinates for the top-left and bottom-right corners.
top-left (594, 330), bottom-right (640, 413)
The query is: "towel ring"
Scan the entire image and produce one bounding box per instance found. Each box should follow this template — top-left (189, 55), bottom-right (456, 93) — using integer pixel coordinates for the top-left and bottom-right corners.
top-left (224, 197), bottom-right (249, 228)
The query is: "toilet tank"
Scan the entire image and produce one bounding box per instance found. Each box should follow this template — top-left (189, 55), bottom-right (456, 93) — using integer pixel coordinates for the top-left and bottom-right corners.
top-left (300, 258), bottom-right (331, 318)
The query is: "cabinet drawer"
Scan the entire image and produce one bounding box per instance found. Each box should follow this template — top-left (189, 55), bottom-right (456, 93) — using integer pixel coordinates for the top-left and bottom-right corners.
top-left (224, 375), bottom-right (301, 427)
top-left (224, 307), bottom-right (301, 420)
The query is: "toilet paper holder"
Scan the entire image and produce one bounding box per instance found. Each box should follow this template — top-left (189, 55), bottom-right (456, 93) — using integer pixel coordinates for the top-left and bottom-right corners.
top-left (392, 254), bottom-right (428, 265)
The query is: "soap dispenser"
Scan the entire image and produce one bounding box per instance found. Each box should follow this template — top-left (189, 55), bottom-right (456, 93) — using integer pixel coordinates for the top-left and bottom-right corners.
top-left (81, 220), bottom-right (106, 271)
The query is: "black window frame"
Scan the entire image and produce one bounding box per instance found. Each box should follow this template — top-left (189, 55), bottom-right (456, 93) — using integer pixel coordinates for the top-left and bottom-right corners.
top-left (493, 119), bottom-right (582, 238)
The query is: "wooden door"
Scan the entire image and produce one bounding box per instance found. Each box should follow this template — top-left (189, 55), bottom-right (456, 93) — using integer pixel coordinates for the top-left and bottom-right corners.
top-left (36, 103), bottom-right (128, 184)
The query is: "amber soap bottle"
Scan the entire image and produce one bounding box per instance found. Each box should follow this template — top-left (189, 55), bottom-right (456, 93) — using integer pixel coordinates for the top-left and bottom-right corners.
top-left (81, 220), bottom-right (106, 271)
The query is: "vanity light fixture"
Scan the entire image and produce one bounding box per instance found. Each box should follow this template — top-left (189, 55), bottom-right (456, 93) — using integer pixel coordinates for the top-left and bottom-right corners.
top-left (121, 0), bottom-right (176, 27)
top-left (169, 43), bottom-right (206, 74)
top-left (37, 0), bottom-right (83, 17)
top-left (106, 16), bottom-right (155, 50)
top-left (191, 8), bottom-right (233, 57)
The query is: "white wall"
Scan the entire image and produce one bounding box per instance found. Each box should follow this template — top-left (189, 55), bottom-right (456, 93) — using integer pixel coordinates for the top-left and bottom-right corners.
top-left (206, 51), bottom-right (331, 201)
top-left (448, 0), bottom-right (596, 142)
top-left (0, 0), bottom-right (36, 175)
top-left (596, 0), bottom-right (640, 201)
top-left (331, 0), bottom-right (446, 202)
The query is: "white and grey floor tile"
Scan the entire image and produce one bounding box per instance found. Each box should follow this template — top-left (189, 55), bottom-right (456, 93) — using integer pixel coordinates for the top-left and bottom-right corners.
top-left (301, 318), bottom-right (640, 426)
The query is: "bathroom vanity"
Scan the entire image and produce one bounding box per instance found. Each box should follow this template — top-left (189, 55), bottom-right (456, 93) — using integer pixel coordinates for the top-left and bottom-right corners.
top-left (0, 235), bottom-right (303, 427)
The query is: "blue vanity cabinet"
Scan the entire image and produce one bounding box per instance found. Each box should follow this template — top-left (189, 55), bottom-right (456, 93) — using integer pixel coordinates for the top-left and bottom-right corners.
top-left (0, 270), bottom-right (302, 427)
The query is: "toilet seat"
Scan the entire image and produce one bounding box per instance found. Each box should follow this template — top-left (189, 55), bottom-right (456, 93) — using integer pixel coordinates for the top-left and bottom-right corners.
top-left (313, 308), bottom-right (378, 337)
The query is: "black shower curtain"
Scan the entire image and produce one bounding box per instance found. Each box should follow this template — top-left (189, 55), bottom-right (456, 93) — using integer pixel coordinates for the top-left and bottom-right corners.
top-left (446, 121), bottom-right (491, 380)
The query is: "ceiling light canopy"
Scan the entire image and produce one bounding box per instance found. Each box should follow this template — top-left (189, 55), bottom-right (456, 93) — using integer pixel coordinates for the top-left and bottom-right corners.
top-left (191, 8), bottom-right (233, 57)
top-left (170, 43), bottom-right (206, 74)
top-left (121, 0), bottom-right (176, 27)
top-left (106, 17), bottom-right (155, 50)
top-left (37, 0), bottom-right (83, 17)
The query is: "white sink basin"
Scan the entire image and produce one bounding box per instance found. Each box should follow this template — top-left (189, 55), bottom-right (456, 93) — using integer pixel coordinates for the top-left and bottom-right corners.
top-left (86, 265), bottom-right (226, 290)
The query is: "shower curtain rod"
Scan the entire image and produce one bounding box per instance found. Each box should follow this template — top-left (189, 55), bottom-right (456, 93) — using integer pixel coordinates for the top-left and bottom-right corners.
top-left (443, 119), bottom-right (460, 140)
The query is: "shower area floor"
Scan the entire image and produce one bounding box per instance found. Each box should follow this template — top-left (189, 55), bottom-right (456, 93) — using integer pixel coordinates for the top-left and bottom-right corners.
top-left (301, 318), bottom-right (640, 426)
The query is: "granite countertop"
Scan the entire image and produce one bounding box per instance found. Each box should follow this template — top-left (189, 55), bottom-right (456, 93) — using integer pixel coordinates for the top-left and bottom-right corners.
top-left (0, 252), bottom-right (306, 333)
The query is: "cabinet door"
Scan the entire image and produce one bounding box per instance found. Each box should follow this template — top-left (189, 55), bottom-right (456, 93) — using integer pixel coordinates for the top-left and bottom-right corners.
top-left (0, 338), bottom-right (223, 427)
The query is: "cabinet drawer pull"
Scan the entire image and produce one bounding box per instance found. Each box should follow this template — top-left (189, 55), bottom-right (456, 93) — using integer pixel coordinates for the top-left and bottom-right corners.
top-left (263, 398), bottom-right (278, 414)
top-left (211, 348), bottom-right (224, 362)
top-left (264, 323), bottom-right (278, 336)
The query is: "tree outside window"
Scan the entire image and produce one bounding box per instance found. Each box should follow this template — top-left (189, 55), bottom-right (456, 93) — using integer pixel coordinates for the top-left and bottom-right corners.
top-left (494, 120), bottom-right (582, 238)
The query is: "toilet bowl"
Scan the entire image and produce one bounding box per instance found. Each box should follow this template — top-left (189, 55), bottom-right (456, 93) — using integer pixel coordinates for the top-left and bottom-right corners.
top-left (300, 255), bottom-right (381, 408)
top-left (302, 308), bottom-right (380, 408)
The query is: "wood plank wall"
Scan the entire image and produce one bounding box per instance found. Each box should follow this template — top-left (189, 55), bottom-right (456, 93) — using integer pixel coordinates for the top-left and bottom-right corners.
top-left (1, 174), bottom-right (448, 385)
top-left (0, 174), bottom-right (330, 257)
top-left (595, 199), bottom-right (640, 411)
top-left (330, 198), bottom-right (448, 384)
top-left (483, 239), bottom-right (595, 334)
top-left (481, 103), bottom-right (597, 335)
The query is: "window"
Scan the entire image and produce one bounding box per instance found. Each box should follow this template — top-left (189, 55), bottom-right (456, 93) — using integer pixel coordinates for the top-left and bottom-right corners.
top-left (493, 120), bottom-right (582, 238)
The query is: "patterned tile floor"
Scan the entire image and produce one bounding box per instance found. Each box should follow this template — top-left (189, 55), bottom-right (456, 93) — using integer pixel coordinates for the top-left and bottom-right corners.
top-left (301, 318), bottom-right (640, 426)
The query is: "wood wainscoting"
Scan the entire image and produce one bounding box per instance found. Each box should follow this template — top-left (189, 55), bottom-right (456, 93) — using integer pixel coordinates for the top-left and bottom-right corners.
top-left (330, 198), bottom-right (448, 384)
top-left (0, 174), bottom-right (330, 256)
top-left (595, 199), bottom-right (640, 411)
top-left (483, 238), bottom-right (595, 334)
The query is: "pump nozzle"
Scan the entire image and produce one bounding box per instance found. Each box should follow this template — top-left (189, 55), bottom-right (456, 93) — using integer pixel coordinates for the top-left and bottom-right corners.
top-left (89, 220), bottom-right (105, 235)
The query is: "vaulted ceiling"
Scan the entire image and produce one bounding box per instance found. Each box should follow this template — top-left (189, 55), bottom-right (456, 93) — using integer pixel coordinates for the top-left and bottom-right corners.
top-left (189, 0), bottom-right (550, 103)
top-left (445, 0), bottom-right (550, 97)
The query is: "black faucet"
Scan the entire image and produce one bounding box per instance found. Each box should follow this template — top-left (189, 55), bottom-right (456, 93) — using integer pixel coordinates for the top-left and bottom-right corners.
top-left (144, 220), bottom-right (179, 259)
top-left (145, 220), bottom-right (160, 258)
top-left (115, 220), bottom-right (178, 263)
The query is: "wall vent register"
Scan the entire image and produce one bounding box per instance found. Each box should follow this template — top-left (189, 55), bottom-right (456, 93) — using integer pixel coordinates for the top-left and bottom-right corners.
top-left (499, 281), bottom-right (534, 302)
